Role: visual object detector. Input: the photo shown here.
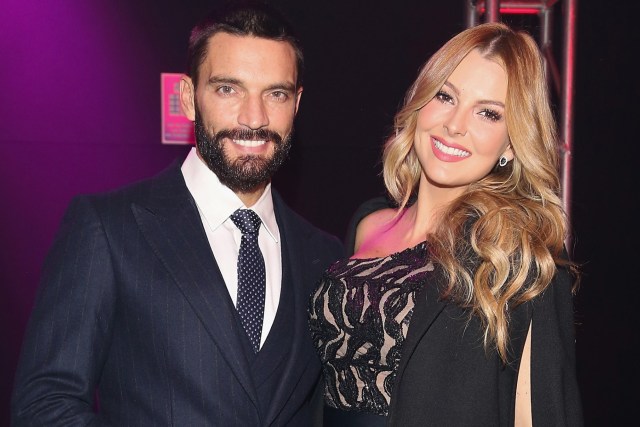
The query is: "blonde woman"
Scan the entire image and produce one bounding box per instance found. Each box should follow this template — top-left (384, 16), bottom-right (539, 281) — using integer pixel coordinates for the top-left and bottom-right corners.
top-left (310, 22), bottom-right (582, 426)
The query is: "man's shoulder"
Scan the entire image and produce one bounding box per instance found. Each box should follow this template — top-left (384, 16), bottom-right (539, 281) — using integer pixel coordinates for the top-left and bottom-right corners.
top-left (81, 161), bottom-right (184, 204)
top-left (277, 201), bottom-right (337, 240)
top-left (271, 190), bottom-right (342, 247)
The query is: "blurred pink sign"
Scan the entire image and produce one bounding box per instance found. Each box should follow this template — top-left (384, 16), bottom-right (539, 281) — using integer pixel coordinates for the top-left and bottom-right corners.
top-left (161, 73), bottom-right (195, 145)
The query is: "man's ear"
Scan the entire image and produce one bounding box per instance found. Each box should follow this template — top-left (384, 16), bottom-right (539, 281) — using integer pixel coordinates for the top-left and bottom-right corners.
top-left (180, 76), bottom-right (196, 121)
top-left (294, 86), bottom-right (303, 115)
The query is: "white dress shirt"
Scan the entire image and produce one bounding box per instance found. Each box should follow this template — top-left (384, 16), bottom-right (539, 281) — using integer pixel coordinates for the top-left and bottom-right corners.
top-left (181, 147), bottom-right (282, 349)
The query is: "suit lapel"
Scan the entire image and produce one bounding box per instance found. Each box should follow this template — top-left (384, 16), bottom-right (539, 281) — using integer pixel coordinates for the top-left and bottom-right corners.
top-left (131, 165), bottom-right (258, 407)
top-left (389, 277), bottom-right (446, 416)
top-left (264, 193), bottom-right (316, 424)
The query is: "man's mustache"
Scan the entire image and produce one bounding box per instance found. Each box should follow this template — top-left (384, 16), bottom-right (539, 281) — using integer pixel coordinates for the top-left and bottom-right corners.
top-left (214, 128), bottom-right (283, 145)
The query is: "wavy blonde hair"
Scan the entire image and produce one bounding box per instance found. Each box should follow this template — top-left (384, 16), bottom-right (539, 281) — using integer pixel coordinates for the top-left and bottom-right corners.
top-left (382, 22), bottom-right (579, 363)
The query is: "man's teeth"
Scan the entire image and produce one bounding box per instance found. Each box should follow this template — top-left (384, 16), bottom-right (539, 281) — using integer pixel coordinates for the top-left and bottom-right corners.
top-left (433, 139), bottom-right (470, 157)
top-left (234, 139), bottom-right (266, 147)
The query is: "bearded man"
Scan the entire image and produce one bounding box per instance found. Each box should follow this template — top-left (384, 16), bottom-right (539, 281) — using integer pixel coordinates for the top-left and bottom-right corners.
top-left (11, 2), bottom-right (344, 426)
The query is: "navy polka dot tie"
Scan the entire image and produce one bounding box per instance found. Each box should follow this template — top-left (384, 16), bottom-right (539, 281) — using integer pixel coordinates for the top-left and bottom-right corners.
top-left (230, 209), bottom-right (265, 353)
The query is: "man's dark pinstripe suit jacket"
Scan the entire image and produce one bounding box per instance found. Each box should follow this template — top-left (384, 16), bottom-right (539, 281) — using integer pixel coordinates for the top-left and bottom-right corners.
top-left (11, 162), bottom-right (344, 426)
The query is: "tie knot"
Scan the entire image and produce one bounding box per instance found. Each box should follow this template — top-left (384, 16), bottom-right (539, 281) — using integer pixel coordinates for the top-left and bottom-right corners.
top-left (230, 209), bottom-right (262, 235)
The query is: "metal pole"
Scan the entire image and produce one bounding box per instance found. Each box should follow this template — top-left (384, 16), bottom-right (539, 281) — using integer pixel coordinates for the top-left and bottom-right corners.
top-left (485, 0), bottom-right (501, 22)
top-left (561, 0), bottom-right (577, 252)
top-left (540, 6), bottom-right (562, 100)
top-left (466, 0), bottom-right (480, 27)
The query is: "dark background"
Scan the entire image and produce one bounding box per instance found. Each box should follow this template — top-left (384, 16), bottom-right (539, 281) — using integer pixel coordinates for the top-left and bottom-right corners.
top-left (1, 0), bottom-right (637, 425)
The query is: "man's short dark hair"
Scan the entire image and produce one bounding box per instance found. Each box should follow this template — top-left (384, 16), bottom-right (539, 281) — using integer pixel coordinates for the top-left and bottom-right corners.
top-left (187, 1), bottom-right (304, 89)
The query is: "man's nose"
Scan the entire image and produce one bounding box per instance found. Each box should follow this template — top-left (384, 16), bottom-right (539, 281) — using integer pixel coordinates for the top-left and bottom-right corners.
top-left (238, 95), bottom-right (269, 130)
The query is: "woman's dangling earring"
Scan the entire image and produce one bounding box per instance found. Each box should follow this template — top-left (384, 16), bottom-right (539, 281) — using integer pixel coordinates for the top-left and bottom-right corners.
top-left (498, 155), bottom-right (508, 167)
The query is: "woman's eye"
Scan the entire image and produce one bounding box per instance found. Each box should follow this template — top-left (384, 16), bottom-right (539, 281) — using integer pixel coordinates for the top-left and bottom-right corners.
top-left (479, 108), bottom-right (503, 122)
top-left (435, 90), bottom-right (454, 104)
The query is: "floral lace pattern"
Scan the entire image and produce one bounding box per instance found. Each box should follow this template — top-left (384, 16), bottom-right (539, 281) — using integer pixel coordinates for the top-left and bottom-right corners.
top-left (309, 242), bottom-right (434, 416)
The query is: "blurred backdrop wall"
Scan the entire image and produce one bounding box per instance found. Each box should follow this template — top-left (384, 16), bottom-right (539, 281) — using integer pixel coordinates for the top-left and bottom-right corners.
top-left (1, 0), bottom-right (637, 425)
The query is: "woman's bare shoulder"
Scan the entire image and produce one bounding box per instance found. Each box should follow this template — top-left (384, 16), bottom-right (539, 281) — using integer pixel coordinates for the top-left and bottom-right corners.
top-left (353, 208), bottom-right (400, 257)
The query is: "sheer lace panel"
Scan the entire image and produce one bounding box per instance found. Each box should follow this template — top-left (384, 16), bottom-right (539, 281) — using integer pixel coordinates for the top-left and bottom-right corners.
top-left (309, 242), bottom-right (434, 416)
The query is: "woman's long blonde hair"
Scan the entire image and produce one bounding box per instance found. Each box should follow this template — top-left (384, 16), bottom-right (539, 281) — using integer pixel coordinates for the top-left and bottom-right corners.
top-left (382, 22), bottom-right (579, 363)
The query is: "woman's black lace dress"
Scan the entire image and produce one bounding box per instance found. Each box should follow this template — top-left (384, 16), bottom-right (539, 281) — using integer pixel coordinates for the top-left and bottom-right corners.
top-left (308, 242), bottom-right (434, 418)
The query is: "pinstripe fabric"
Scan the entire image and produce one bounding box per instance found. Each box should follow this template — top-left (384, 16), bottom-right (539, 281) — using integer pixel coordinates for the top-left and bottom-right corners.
top-left (11, 163), bottom-right (345, 426)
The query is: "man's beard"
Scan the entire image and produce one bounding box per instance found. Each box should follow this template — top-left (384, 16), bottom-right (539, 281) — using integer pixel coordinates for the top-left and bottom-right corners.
top-left (194, 110), bottom-right (292, 193)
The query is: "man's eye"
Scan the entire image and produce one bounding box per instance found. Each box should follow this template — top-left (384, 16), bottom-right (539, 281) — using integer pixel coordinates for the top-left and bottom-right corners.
top-left (217, 86), bottom-right (235, 95)
top-left (271, 91), bottom-right (289, 101)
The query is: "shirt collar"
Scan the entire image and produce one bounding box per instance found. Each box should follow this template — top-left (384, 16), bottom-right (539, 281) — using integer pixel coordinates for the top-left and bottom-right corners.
top-left (181, 147), bottom-right (279, 243)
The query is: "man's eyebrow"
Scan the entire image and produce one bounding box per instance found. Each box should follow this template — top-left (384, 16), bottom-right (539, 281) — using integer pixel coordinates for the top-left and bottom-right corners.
top-left (265, 82), bottom-right (297, 92)
top-left (207, 76), bottom-right (241, 85)
top-left (207, 77), bottom-right (296, 93)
